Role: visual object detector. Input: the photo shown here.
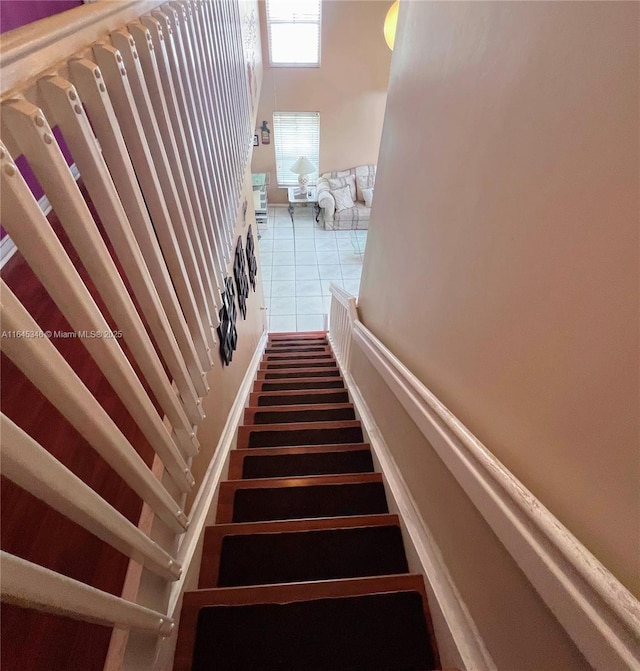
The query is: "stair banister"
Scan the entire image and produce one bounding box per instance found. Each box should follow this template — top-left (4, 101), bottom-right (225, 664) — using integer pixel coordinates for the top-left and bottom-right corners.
top-left (0, 551), bottom-right (174, 636)
top-left (0, 280), bottom-right (189, 533)
top-left (0, 135), bottom-right (199, 465)
top-left (328, 280), bottom-right (358, 371)
top-left (0, 0), bottom-right (255, 665)
top-left (1, 414), bottom-right (182, 582)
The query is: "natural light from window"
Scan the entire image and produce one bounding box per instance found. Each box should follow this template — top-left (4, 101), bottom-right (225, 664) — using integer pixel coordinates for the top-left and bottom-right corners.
top-left (266, 0), bottom-right (321, 66)
top-left (273, 112), bottom-right (320, 187)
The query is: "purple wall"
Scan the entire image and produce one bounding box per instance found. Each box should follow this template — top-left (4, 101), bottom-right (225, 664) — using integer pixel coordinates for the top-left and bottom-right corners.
top-left (0, 0), bottom-right (83, 34)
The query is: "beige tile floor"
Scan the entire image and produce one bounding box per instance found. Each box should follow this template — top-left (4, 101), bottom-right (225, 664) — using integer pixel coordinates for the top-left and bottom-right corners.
top-left (258, 205), bottom-right (367, 332)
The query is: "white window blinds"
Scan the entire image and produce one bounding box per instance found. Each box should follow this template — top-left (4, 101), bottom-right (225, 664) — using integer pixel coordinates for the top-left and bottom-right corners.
top-left (273, 112), bottom-right (320, 187)
top-left (266, 0), bottom-right (321, 66)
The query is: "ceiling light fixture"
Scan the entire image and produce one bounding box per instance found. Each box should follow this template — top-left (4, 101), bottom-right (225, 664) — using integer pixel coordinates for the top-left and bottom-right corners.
top-left (384, 1), bottom-right (399, 51)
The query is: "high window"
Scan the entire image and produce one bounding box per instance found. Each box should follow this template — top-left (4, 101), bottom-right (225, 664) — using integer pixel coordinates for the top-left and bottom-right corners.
top-left (273, 112), bottom-right (320, 187)
top-left (266, 0), bottom-right (321, 66)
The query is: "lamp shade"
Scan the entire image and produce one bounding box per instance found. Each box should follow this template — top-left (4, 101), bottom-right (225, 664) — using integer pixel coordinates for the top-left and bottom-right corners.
top-left (384, 1), bottom-right (399, 51)
top-left (290, 156), bottom-right (316, 175)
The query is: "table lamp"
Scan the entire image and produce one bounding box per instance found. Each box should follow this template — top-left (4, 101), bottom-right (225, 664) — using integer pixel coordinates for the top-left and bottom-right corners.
top-left (290, 156), bottom-right (316, 196)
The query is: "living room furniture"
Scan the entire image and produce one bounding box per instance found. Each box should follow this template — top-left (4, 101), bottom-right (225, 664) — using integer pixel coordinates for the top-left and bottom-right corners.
top-left (317, 165), bottom-right (376, 230)
top-left (287, 186), bottom-right (320, 224)
top-left (290, 156), bottom-right (317, 194)
top-left (251, 173), bottom-right (268, 230)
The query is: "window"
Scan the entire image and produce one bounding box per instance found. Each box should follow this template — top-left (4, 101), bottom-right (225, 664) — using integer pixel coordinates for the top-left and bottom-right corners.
top-left (273, 112), bottom-right (320, 187)
top-left (266, 0), bottom-right (321, 66)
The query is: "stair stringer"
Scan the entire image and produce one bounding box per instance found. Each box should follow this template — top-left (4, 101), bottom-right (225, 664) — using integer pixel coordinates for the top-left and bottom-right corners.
top-left (327, 335), bottom-right (497, 671)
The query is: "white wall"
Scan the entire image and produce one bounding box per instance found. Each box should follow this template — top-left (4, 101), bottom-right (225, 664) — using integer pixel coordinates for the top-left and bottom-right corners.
top-left (361, 0), bottom-right (639, 599)
top-left (355, 0), bottom-right (639, 663)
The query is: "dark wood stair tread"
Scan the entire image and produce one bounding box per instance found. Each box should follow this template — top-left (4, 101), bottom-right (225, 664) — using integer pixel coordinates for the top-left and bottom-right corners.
top-left (263, 352), bottom-right (333, 361)
top-left (200, 514), bottom-right (407, 588)
top-left (174, 575), bottom-right (439, 671)
top-left (267, 341), bottom-right (328, 346)
top-left (229, 443), bottom-right (372, 479)
top-left (257, 368), bottom-right (341, 379)
top-left (250, 388), bottom-right (349, 406)
top-left (253, 377), bottom-right (345, 392)
top-left (266, 340), bottom-right (328, 346)
top-left (260, 360), bottom-right (337, 370)
top-left (237, 420), bottom-right (363, 448)
top-left (264, 352), bottom-right (331, 356)
top-left (266, 339), bottom-right (329, 343)
top-left (244, 403), bottom-right (355, 425)
top-left (173, 335), bottom-right (441, 670)
top-left (229, 444), bottom-right (374, 479)
top-left (217, 473), bottom-right (387, 523)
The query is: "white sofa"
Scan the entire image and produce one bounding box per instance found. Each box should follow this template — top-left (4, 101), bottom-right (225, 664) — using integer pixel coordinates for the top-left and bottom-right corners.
top-left (317, 165), bottom-right (376, 230)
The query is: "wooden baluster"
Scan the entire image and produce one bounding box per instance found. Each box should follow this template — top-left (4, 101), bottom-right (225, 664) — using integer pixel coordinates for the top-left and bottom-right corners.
top-left (37, 77), bottom-right (200, 456)
top-left (152, 8), bottom-right (230, 269)
top-left (163, 4), bottom-right (233, 259)
top-left (1, 551), bottom-right (175, 635)
top-left (200, 0), bottom-right (240, 244)
top-left (93, 41), bottom-right (213, 371)
top-left (195, 0), bottom-right (236, 251)
top-left (188, 0), bottom-right (238, 255)
top-left (1, 415), bottom-right (182, 581)
top-left (116, 25), bottom-right (222, 325)
top-left (0, 138), bottom-right (198, 460)
top-left (108, 29), bottom-right (218, 348)
top-left (1, 101), bottom-right (197, 480)
top-left (69, 57), bottom-right (208, 403)
top-left (138, 16), bottom-right (226, 288)
top-left (0, 280), bottom-right (188, 532)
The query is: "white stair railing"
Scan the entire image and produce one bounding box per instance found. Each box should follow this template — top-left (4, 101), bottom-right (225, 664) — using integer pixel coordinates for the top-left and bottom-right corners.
top-left (1, 552), bottom-right (174, 636)
top-left (0, 0), bottom-right (253, 645)
top-left (1, 415), bottom-right (181, 582)
top-left (328, 281), bottom-right (358, 371)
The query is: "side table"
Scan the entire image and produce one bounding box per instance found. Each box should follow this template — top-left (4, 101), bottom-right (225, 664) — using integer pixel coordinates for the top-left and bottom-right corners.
top-left (287, 186), bottom-right (321, 224)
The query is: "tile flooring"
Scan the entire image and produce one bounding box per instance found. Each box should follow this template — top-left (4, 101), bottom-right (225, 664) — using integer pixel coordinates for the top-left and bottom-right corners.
top-left (258, 205), bottom-right (367, 332)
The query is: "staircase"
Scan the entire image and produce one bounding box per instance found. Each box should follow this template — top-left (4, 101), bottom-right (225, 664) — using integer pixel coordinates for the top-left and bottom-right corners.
top-left (173, 332), bottom-right (442, 671)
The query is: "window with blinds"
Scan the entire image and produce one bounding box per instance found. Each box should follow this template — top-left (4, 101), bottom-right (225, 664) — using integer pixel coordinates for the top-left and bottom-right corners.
top-left (273, 112), bottom-right (320, 187)
top-left (266, 0), bottom-right (321, 66)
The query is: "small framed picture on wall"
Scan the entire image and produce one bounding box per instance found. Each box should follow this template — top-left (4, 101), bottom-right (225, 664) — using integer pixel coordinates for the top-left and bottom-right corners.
top-left (253, 134), bottom-right (259, 147)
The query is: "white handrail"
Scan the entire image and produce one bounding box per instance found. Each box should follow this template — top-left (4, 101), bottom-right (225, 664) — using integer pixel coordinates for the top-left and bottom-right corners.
top-left (328, 289), bottom-right (640, 671)
top-left (328, 281), bottom-right (358, 371)
top-left (1, 414), bottom-right (181, 582)
top-left (0, 551), bottom-right (174, 636)
top-left (0, 1), bottom-right (165, 95)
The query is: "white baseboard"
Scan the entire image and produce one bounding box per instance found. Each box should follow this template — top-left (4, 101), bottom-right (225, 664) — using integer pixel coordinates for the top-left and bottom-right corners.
top-left (167, 331), bottom-right (267, 617)
top-left (0, 234), bottom-right (19, 269)
top-left (328, 334), bottom-right (496, 671)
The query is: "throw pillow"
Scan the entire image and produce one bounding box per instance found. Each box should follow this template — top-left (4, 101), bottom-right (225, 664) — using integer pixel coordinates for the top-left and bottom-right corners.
top-left (330, 185), bottom-right (355, 212)
top-left (355, 173), bottom-right (375, 202)
top-left (328, 175), bottom-right (357, 202)
top-left (362, 187), bottom-right (374, 208)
